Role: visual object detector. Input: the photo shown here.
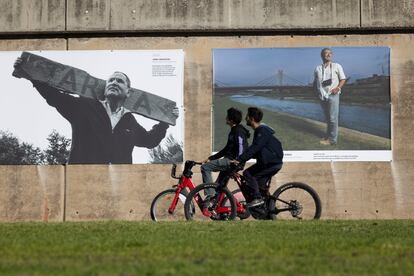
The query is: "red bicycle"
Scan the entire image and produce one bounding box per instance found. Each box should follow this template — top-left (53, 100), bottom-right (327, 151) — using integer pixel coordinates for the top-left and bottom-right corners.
top-left (150, 160), bottom-right (201, 222)
top-left (150, 160), bottom-right (248, 222)
top-left (184, 164), bottom-right (322, 221)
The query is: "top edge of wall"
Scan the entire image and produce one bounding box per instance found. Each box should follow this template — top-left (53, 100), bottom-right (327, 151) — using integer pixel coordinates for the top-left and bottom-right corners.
top-left (0, 0), bottom-right (413, 34)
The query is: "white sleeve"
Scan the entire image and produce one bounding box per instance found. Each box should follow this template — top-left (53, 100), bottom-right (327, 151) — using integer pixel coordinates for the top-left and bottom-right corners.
top-left (336, 64), bottom-right (346, 80)
top-left (314, 67), bottom-right (325, 96)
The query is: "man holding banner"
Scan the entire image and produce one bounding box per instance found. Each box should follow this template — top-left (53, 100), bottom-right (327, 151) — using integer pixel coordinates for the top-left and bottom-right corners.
top-left (14, 55), bottom-right (178, 164)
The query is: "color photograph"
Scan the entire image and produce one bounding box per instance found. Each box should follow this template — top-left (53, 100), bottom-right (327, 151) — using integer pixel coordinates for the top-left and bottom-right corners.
top-left (213, 47), bottom-right (391, 161)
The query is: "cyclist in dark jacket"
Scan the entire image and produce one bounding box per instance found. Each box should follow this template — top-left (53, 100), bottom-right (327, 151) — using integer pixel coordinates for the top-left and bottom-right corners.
top-left (201, 107), bottom-right (250, 196)
top-left (234, 107), bottom-right (283, 207)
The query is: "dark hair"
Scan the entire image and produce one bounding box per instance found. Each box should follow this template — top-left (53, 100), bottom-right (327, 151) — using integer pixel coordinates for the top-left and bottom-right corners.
top-left (227, 107), bottom-right (242, 124)
top-left (113, 71), bottom-right (131, 88)
top-left (247, 107), bottom-right (263, 123)
top-left (320, 48), bottom-right (332, 58)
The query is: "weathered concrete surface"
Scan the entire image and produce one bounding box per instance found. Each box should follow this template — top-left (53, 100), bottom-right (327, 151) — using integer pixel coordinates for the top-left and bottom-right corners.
top-left (67, 0), bottom-right (110, 31)
top-left (0, 0), bottom-right (65, 33)
top-left (0, 38), bottom-right (66, 51)
top-left (362, 0), bottom-right (414, 28)
top-left (0, 34), bottom-right (413, 220)
top-left (0, 166), bottom-right (64, 221)
top-left (330, 163), bottom-right (396, 219)
top-left (65, 0), bottom-right (361, 32)
top-left (64, 164), bottom-right (177, 220)
top-left (108, 0), bottom-right (360, 31)
top-left (2, 0), bottom-right (414, 33)
top-left (0, 39), bottom-right (66, 222)
top-left (64, 34), bottom-right (414, 219)
top-left (393, 66), bottom-right (414, 163)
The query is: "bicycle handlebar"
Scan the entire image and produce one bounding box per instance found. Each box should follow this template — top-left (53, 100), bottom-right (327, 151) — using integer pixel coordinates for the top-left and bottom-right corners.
top-left (170, 164), bottom-right (180, 179)
top-left (185, 160), bottom-right (202, 167)
top-left (171, 160), bottom-right (203, 179)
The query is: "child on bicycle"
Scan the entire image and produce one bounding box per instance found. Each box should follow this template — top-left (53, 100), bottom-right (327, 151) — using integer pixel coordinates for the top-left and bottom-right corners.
top-left (232, 107), bottom-right (284, 207)
top-left (201, 107), bottom-right (250, 198)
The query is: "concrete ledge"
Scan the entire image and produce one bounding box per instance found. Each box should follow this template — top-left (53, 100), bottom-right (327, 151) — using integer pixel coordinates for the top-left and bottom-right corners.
top-left (2, 0), bottom-right (414, 33)
top-left (67, 0), bottom-right (110, 31)
top-left (0, 0), bottom-right (363, 33)
top-left (0, 0), bottom-right (65, 33)
top-left (108, 0), bottom-right (361, 31)
top-left (362, 0), bottom-right (414, 28)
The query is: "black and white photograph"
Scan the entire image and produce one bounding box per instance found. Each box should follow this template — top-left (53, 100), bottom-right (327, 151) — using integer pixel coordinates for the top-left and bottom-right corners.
top-left (0, 50), bottom-right (184, 165)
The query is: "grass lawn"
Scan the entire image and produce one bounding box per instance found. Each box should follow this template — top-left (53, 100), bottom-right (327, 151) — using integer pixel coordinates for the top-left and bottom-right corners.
top-left (0, 220), bottom-right (413, 275)
top-left (213, 96), bottom-right (391, 151)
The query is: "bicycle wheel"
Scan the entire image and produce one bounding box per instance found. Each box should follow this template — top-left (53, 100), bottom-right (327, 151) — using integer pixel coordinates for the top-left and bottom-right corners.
top-left (184, 183), bottom-right (237, 221)
top-left (270, 182), bottom-right (322, 220)
top-left (232, 189), bottom-right (250, 220)
top-left (150, 188), bottom-right (190, 222)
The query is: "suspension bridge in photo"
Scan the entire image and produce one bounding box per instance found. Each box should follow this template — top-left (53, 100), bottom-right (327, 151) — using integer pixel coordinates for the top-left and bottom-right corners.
top-left (214, 69), bottom-right (390, 104)
top-left (214, 70), bottom-right (314, 98)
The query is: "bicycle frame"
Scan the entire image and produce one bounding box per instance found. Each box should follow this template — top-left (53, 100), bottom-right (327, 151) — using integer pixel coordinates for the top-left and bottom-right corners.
top-left (230, 172), bottom-right (249, 215)
top-left (192, 169), bottom-right (248, 218)
top-left (161, 160), bottom-right (236, 218)
top-left (229, 170), bottom-right (308, 219)
top-left (167, 161), bottom-right (199, 214)
top-left (184, 164), bottom-right (321, 220)
top-left (168, 161), bottom-right (268, 220)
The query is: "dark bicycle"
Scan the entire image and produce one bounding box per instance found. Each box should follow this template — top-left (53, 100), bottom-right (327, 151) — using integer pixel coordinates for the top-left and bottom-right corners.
top-left (184, 164), bottom-right (322, 221)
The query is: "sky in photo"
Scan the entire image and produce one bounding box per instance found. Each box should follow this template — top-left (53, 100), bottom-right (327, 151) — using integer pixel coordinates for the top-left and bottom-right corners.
top-left (213, 47), bottom-right (390, 86)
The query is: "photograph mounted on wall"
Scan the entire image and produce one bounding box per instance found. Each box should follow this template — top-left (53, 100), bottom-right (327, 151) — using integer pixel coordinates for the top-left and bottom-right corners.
top-left (0, 50), bottom-right (184, 165)
top-left (213, 47), bottom-right (391, 161)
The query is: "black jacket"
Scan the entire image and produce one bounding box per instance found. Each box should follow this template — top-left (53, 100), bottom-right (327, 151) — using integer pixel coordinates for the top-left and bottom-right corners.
top-left (34, 82), bottom-right (168, 164)
top-left (237, 124), bottom-right (283, 165)
top-left (209, 124), bottom-right (250, 160)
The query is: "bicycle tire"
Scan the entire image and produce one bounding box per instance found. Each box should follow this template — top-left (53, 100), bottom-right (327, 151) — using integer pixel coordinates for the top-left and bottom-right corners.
top-left (150, 188), bottom-right (189, 222)
top-left (184, 183), bottom-right (237, 221)
top-left (270, 182), bottom-right (322, 220)
top-left (231, 189), bottom-right (251, 220)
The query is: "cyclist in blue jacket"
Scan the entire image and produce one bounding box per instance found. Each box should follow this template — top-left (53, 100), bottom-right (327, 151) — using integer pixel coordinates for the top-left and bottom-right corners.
top-left (232, 107), bottom-right (284, 207)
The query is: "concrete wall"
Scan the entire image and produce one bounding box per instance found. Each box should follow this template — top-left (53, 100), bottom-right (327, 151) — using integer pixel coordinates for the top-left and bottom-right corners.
top-left (0, 1), bottom-right (413, 221)
top-left (1, 0), bottom-right (413, 33)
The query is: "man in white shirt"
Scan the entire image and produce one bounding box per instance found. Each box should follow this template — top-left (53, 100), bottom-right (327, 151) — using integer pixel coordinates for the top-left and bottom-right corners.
top-left (314, 48), bottom-right (346, 145)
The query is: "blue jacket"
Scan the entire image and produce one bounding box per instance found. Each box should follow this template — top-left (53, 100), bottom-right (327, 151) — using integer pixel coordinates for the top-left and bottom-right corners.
top-left (237, 124), bottom-right (283, 165)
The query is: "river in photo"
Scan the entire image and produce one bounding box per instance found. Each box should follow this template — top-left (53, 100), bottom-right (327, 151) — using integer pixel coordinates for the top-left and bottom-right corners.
top-left (229, 95), bottom-right (391, 138)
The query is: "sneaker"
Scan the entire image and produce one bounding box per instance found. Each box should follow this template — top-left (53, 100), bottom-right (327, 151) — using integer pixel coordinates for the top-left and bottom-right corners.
top-left (247, 198), bottom-right (264, 208)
